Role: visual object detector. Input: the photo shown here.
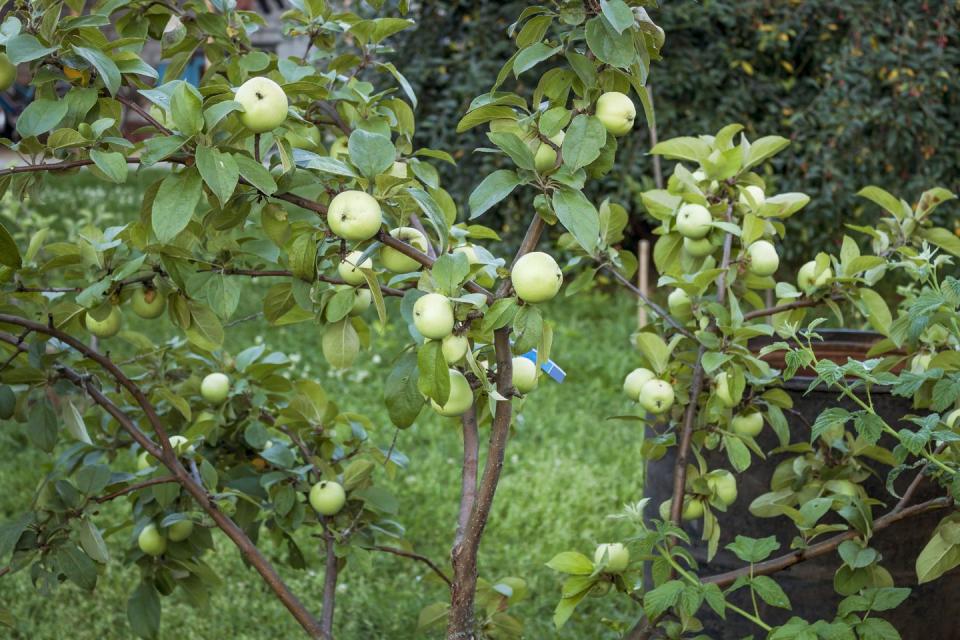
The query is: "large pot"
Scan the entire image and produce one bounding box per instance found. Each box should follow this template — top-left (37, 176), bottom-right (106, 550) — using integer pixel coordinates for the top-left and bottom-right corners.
top-left (643, 330), bottom-right (954, 637)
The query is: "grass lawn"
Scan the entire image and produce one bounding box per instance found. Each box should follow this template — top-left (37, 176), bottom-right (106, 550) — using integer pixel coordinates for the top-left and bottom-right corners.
top-left (0, 173), bottom-right (650, 638)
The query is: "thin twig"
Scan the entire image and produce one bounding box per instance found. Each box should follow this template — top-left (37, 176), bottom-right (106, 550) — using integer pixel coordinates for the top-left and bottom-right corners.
top-left (368, 545), bottom-right (453, 588)
top-left (93, 476), bottom-right (178, 503)
top-left (603, 265), bottom-right (697, 341)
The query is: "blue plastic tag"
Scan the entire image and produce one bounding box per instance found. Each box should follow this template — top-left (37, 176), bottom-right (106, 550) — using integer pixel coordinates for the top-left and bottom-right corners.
top-left (520, 349), bottom-right (566, 383)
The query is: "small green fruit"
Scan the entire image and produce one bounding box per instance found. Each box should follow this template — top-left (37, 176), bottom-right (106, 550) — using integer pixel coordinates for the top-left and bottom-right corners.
top-left (138, 524), bottom-right (167, 556)
top-left (338, 250), bottom-right (373, 286)
top-left (595, 91), bottom-right (636, 137)
top-left (731, 410), bottom-right (763, 437)
top-left (639, 379), bottom-right (674, 414)
top-left (380, 227), bottom-right (428, 273)
top-left (534, 131), bottom-right (564, 174)
top-left (200, 373), bottom-right (230, 404)
top-left (327, 190), bottom-right (382, 241)
top-left (413, 293), bottom-right (455, 340)
top-left (623, 367), bottom-right (655, 401)
top-left (85, 307), bottom-right (122, 338)
top-left (430, 369), bottom-right (474, 417)
top-left (441, 334), bottom-right (469, 364)
top-left (594, 542), bottom-right (630, 573)
top-left (512, 356), bottom-right (538, 394)
top-left (131, 287), bottom-right (166, 319)
top-left (705, 469), bottom-right (738, 506)
top-left (167, 519), bottom-right (194, 542)
top-left (746, 240), bottom-right (779, 277)
top-left (797, 261), bottom-right (832, 291)
top-left (675, 204), bottom-right (712, 239)
top-left (683, 237), bottom-right (714, 258)
top-left (511, 251), bottom-right (563, 303)
top-left (668, 289), bottom-right (693, 320)
top-left (310, 480), bottom-right (346, 515)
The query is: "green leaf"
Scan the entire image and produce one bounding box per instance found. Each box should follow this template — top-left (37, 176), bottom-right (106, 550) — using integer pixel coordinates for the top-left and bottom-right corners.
top-left (552, 187), bottom-right (599, 254)
top-left (127, 581), bottom-right (161, 639)
top-left (858, 185), bottom-right (910, 219)
top-left (321, 320), bottom-right (359, 369)
top-left (152, 168), bottom-right (202, 243)
top-left (743, 135), bottom-right (790, 170)
top-left (650, 136), bottom-right (710, 163)
top-left (417, 339), bottom-right (450, 405)
top-left (751, 575), bottom-right (790, 609)
top-left (456, 105), bottom-right (518, 134)
top-left (561, 114), bottom-right (606, 171)
top-left (487, 132), bottom-right (535, 171)
top-left (195, 146), bottom-right (239, 206)
top-left (0, 222), bottom-right (21, 268)
top-left (203, 100), bottom-right (242, 131)
top-left (348, 129), bottom-right (396, 179)
top-left (858, 288), bottom-right (892, 336)
top-left (545, 551), bottom-right (594, 575)
top-left (57, 546), bottom-right (97, 590)
top-left (634, 332), bottom-right (670, 374)
top-left (16, 99), bottom-right (68, 138)
top-left (89, 149), bottom-right (128, 183)
top-left (916, 531), bottom-right (960, 584)
top-left (585, 15), bottom-right (636, 68)
top-left (406, 187), bottom-right (449, 252)
top-left (0, 513), bottom-right (33, 560)
top-left (854, 618), bottom-right (900, 640)
top-left (725, 535), bottom-right (780, 563)
top-left (600, 0), bottom-right (635, 33)
top-left (62, 401), bottom-right (92, 444)
top-left (918, 227), bottom-right (960, 258)
top-left (234, 154), bottom-right (277, 195)
top-left (73, 46), bottom-right (121, 96)
top-left (643, 579), bottom-right (684, 619)
top-left (376, 61), bottom-right (417, 107)
top-left (77, 518), bottom-right (109, 564)
top-left (170, 81), bottom-right (203, 136)
top-left (384, 351), bottom-right (423, 429)
top-left (288, 232), bottom-right (317, 282)
top-left (27, 398), bottom-right (58, 452)
top-left (205, 276), bottom-right (241, 319)
top-left (513, 42), bottom-right (561, 76)
top-left (185, 302), bottom-right (224, 351)
top-left (4, 34), bottom-right (56, 64)
top-left (469, 169), bottom-right (521, 219)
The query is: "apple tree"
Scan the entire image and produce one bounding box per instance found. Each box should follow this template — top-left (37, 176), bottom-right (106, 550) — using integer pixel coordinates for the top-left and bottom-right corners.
top-left (0, 0), bottom-right (665, 638)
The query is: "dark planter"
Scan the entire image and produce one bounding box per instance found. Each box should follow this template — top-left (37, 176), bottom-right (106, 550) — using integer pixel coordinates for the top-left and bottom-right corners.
top-left (643, 330), bottom-right (954, 638)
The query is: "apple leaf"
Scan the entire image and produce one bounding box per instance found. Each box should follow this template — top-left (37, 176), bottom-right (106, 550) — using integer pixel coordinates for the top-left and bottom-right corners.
top-left (469, 169), bottom-right (521, 219)
top-left (743, 135), bottom-right (790, 170)
top-left (585, 15), bottom-right (636, 69)
top-left (634, 332), bottom-right (670, 375)
top-left (650, 136), bottom-right (711, 163)
top-left (513, 42), bottom-right (561, 76)
top-left (151, 168), bottom-right (202, 244)
top-left (322, 320), bottom-right (360, 369)
top-left (487, 131), bottom-right (535, 171)
top-left (185, 301), bottom-right (224, 351)
top-left (170, 81), bottom-right (203, 136)
top-left (552, 187), bottom-right (599, 254)
top-left (600, 0), bottom-right (635, 34)
top-left (128, 581), bottom-right (161, 640)
top-left (73, 46), bottom-right (121, 96)
top-left (234, 154), bottom-right (277, 195)
top-left (561, 114), bottom-right (606, 171)
top-left (89, 149), bottom-right (128, 184)
top-left (417, 340), bottom-right (450, 405)
top-left (858, 185), bottom-right (911, 220)
top-left (195, 146), bottom-right (239, 206)
top-left (545, 551), bottom-right (594, 575)
top-left (919, 227), bottom-right (960, 258)
top-left (348, 129), bottom-right (396, 179)
top-left (0, 222), bottom-right (20, 268)
top-left (916, 531), bottom-right (960, 584)
top-left (384, 351), bottom-right (424, 429)
top-left (16, 98), bottom-right (67, 138)
top-left (4, 34), bottom-right (56, 64)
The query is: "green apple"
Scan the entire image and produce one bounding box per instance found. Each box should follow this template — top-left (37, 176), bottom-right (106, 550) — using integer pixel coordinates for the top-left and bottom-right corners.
top-left (534, 131), bottom-right (565, 174)
top-left (138, 524), bottom-right (167, 556)
top-left (235, 76), bottom-right (288, 133)
top-left (380, 227), bottom-right (428, 273)
top-left (327, 190), bottom-right (383, 241)
top-left (512, 356), bottom-right (538, 394)
top-left (348, 287), bottom-right (371, 315)
top-left (413, 293), bottom-right (455, 339)
top-left (338, 250), bottom-right (373, 286)
top-left (284, 123), bottom-right (321, 151)
top-left (683, 236), bottom-right (714, 258)
top-left (797, 261), bottom-right (833, 291)
top-left (945, 408), bottom-right (960, 429)
top-left (167, 519), bottom-right (194, 542)
top-left (136, 451), bottom-right (154, 471)
top-left (201, 372), bottom-right (230, 404)
top-left (675, 204), bottom-right (713, 239)
top-left (329, 137), bottom-right (349, 159)
top-left (0, 53), bottom-right (17, 92)
top-left (85, 306), bottom-right (122, 338)
top-left (441, 334), bottom-right (469, 364)
top-left (623, 367), bottom-right (655, 401)
top-left (639, 379), bottom-right (674, 414)
top-left (705, 470), bottom-right (737, 506)
top-left (594, 542), bottom-right (630, 573)
top-left (738, 185), bottom-right (765, 208)
top-left (453, 245), bottom-right (496, 289)
top-left (595, 91), bottom-right (636, 137)
top-left (131, 287), bottom-right (166, 319)
top-left (511, 251), bottom-right (563, 303)
top-left (309, 480), bottom-right (346, 515)
top-left (731, 410), bottom-right (763, 437)
top-left (431, 369), bottom-right (474, 417)
top-left (668, 289), bottom-right (693, 320)
top-left (715, 372), bottom-right (736, 407)
top-left (659, 497), bottom-right (704, 521)
top-left (746, 240), bottom-right (780, 277)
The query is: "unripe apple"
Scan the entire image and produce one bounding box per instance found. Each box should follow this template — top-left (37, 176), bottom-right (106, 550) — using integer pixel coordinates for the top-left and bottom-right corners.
top-left (639, 379), bottom-right (674, 414)
top-left (329, 137), bottom-right (349, 159)
top-left (534, 131), bottom-right (565, 174)
top-left (310, 480), bottom-right (346, 515)
top-left (167, 519), bottom-right (194, 542)
top-left (683, 236), bottom-right (714, 258)
top-left (945, 408), bottom-right (960, 429)
top-left (453, 245), bottom-right (497, 289)
top-left (430, 369), bottom-right (474, 417)
top-left (441, 334), bottom-right (469, 364)
top-left (746, 240), bottom-right (780, 277)
top-left (327, 190), bottom-right (383, 241)
top-left (594, 542), bottom-right (630, 573)
top-left (675, 204), bottom-right (713, 239)
top-left (659, 497), bottom-right (704, 521)
top-left (85, 306), bottom-right (122, 338)
top-left (380, 227), bottom-right (428, 273)
top-left (705, 470), bottom-right (738, 506)
top-left (138, 524), bottom-right (167, 556)
top-left (348, 287), bottom-right (371, 316)
top-left (511, 251), bottom-right (563, 303)
top-left (200, 372), bottom-right (230, 404)
top-left (512, 356), bottom-right (538, 394)
top-left (0, 53), bottom-right (16, 92)
top-left (338, 250), bottom-right (373, 286)
top-left (668, 289), bottom-right (693, 320)
top-left (136, 451), bottom-right (153, 471)
top-left (797, 261), bottom-right (833, 291)
top-left (235, 76), bottom-right (288, 133)
top-left (715, 372), bottom-right (736, 408)
top-left (131, 287), bottom-right (166, 319)
top-left (731, 410), bottom-right (763, 437)
top-left (413, 293), bottom-right (455, 340)
top-left (623, 367), bottom-right (656, 401)
top-left (595, 91), bottom-right (636, 137)
top-left (738, 185), bottom-right (765, 208)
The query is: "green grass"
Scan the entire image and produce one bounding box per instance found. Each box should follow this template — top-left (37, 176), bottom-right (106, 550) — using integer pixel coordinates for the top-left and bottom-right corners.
top-left (0, 175), bottom-right (649, 639)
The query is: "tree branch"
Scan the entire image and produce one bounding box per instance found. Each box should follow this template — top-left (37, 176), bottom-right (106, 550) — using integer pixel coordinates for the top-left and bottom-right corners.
top-left (368, 545), bottom-right (452, 588)
top-left (93, 476), bottom-right (178, 503)
top-left (455, 405), bottom-right (480, 550)
top-left (207, 267), bottom-right (406, 297)
top-left (602, 265), bottom-right (697, 341)
top-left (376, 230), bottom-right (493, 301)
top-left (742, 294), bottom-right (843, 321)
top-left (315, 101), bottom-right (352, 137)
top-left (321, 525), bottom-right (338, 639)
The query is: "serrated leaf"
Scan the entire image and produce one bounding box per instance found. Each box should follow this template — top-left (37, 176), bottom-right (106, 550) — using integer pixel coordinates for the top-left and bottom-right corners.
top-left (195, 146), bottom-right (239, 206)
top-left (152, 168), bottom-right (202, 243)
top-left (552, 187), bottom-right (599, 254)
top-left (73, 46), bottom-right (121, 96)
top-left (469, 170), bottom-right (521, 219)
